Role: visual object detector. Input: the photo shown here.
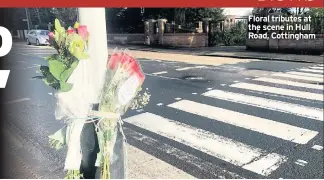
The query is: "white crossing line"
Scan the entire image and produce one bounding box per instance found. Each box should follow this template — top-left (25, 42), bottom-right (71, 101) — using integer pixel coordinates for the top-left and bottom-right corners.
top-left (152, 71), bottom-right (168, 75)
top-left (125, 127), bottom-right (243, 178)
top-left (254, 77), bottom-right (323, 90)
top-left (286, 71), bottom-right (324, 78)
top-left (168, 100), bottom-right (318, 144)
top-left (309, 66), bottom-right (324, 70)
top-left (294, 159), bottom-right (308, 166)
top-left (299, 68), bottom-right (323, 74)
top-left (176, 66), bottom-right (206, 71)
top-left (312, 145), bottom-right (323, 151)
top-left (3, 98), bottom-right (31, 104)
top-left (202, 89), bottom-right (323, 121)
top-left (124, 112), bottom-right (287, 176)
top-left (272, 73), bottom-right (323, 83)
top-left (230, 83), bottom-right (323, 101)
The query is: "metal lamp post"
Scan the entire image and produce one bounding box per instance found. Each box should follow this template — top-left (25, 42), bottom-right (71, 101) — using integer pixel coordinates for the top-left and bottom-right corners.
top-left (77, 8), bottom-right (127, 179)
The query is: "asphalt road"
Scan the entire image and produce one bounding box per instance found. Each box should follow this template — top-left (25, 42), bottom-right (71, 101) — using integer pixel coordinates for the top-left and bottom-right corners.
top-left (1, 42), bottom-right (323, 179)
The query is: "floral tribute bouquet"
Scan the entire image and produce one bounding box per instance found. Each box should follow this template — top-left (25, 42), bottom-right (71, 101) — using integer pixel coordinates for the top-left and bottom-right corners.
top-left (40, 19), bottom-right (150, 179)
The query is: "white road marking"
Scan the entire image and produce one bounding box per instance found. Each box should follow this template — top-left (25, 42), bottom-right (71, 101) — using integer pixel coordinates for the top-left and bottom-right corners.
top-left (254, 77), bottom-right (324, 90)
top-left (299, 68), bottom-right (323, 74)
top-left (4, 98), bottom-right (31, 104)
top-left (127, 143), bottom-right (195, 179)
top-left (202, 89), bottom-right (323, 121)
top-left (207, 88), bottom-right (213, 90)
top-left (124, 112), bottom-right (287, 176)
top-left (16, 61), bottom-right (27, 64)
top-left (136, 109), bottom-right (144, 112)
top-left (272, 73), bottom-right (323, 83)
top-left (125, 127), bottom-right (242, 178)
top-left (192, 93), bottom-right (197, 95)
top-left (157, 103), bottom-right (164, 106)
top-left (242, 153), bottom-right (287, 176)
top-left (245, 78), bottom-right (250, 80)
top-left (230, 83), bottom-right (323, 101)
top-left (234, 81), bottom-right (240, 83)
top-left (176, 66), bottom-right (206, 71)
top-left (11, 53), bottom-right (31, 56)
top-left (221, 84), bottom-right (226, 86)
top-left (175, 97), bottom-right (182, 100)
top-left (48, 93), bottom-right (53, 95)
top-left (145, 73), bottom-right (182, 81)
top-left (312, 145), bottom-right (323, 151)
top-left (168, 100), bottom-right (318, 144)
top-left (309, 66), bottom-right (324, 70)
top-left (295, 159), bottom-right (308, 166)
top-left (21, 65), bottom-right (40, 69)
top-left (152, 71), bottom-right (168, 75)
top-left (287, 71), bottom-right (324, 78)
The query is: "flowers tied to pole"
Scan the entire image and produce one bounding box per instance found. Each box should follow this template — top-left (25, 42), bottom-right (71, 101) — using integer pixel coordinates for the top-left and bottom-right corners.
top-left (41, 19), bottom-right (150, 179)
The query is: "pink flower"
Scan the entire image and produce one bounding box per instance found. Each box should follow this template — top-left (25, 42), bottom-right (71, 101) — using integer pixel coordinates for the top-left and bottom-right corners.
top-left (48, 32), bottom-right (55, 44)
top-left (67, 29), bottom-right (76, 35)
top-left (77, 25), bottom-right (88, 40)
top-left (124, 56), bottom-right (145, 85)
top-left (107, 53), bottom-right (121, 70)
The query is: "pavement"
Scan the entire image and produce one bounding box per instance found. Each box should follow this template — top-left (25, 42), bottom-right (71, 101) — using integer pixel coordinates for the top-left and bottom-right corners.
top-left (1, 42), bottom-right (324, 179)
top-left (108, 44), bottom-right (324, 64)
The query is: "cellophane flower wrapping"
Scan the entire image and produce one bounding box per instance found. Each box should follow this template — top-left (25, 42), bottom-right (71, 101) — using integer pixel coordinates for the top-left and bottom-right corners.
top-left (95, 49), bottom-right (148, 179)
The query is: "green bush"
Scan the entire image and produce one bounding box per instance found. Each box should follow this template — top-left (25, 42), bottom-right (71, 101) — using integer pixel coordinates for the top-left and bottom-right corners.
top-left (210, 21), bottom-right (247, 46)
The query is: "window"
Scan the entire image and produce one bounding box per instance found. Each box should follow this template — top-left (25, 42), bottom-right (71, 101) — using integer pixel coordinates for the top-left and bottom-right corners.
top-left (40, 31), bottom-right (49, 35)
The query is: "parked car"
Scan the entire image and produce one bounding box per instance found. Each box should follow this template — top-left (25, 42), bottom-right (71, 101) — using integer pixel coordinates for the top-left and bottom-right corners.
top-left (26, 30), bottom-right (50, 46)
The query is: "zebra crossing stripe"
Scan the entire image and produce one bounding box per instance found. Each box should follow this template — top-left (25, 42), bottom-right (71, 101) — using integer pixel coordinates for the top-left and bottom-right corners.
top-left (230, 83), bottom-right (323, 101)
top-left (299, 68), bottom-right (323, 74)
top-left (202, 89), bottom-right (323, 121)
top-left (254, 77), bottom-right (323, 90)
top-left (176, 66), bottom-right (206, 71)
top-left (152, 71), bottom-right (168, 75)
top-left (124, 112), bottom-right (287, 176)
top-left (286, 71), bottom-right (324, 78)
top-left (272, 73), bottom-right (323, 83)
top-left (168, 100), bottom-right (318, 144)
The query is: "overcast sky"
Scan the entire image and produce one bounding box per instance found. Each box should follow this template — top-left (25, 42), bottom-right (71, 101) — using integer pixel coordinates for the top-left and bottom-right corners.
top-left (223, 8), bottom-right (253, 16)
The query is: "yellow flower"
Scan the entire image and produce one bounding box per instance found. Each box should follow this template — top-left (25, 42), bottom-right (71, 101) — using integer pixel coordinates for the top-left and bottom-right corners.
top-left (66, 34), bottom-right (88, 59)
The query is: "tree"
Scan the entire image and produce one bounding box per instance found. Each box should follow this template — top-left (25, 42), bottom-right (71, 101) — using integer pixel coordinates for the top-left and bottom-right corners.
top-left (294, 8), bottom-right (307, 15)
top-left (51, 8), bottom-right (78, 27)
top-left (307, 8), bottom-right (324, 17)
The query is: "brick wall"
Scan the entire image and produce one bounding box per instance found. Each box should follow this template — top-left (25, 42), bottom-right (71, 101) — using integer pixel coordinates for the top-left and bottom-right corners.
top-left (162, 33), bottom-right (208, 48)
top-left (107, 33), bottom-right (208, 47)
top-left (246, 34), bottom-right (324, 54)
top-left (246, 39), bottom-right (269, 51)
top-left (107, 34), bottom-right (145, 45)
top-left (278, 35), bottom-right (324, 53)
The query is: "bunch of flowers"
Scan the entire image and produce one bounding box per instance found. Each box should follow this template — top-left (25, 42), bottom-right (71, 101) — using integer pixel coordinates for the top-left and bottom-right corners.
top-left (96, 50), bottom-right (150, 179)
top-left (43, 19), bottom-right (150, 179)
top-left (40, 19), bottom-right (89, 92)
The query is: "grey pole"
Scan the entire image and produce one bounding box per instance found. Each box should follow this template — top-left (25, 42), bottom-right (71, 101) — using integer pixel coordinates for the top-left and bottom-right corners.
top-left (25, 8), bottom-right (30, 30)
top-left (77, 8), bottom-right (126, 179)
